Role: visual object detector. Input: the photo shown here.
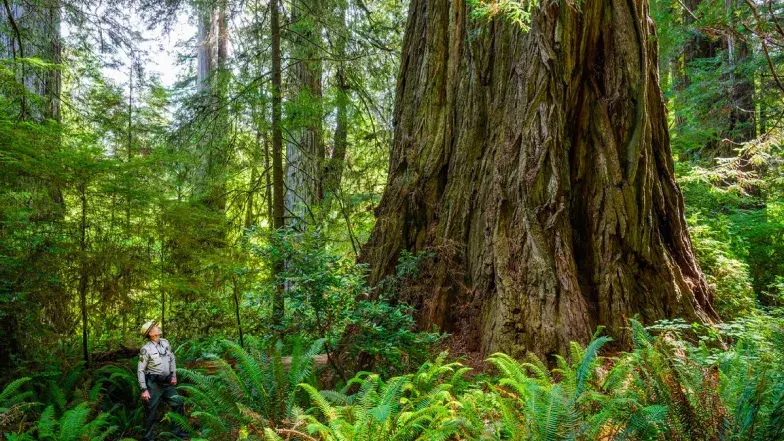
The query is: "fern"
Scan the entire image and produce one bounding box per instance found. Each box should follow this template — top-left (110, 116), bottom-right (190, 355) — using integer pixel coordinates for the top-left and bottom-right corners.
top-left (181, 337), bottom-right (324, 439)
top-left (30, 401), bottom-right (117, 441)
top-left (574, 335), bottom-right (611, 398)
top-left (763, 383), bottom-right (784, 441)
top-left (293, 355), bottom-right (464, 441)
top-left (0, 377), bottom-right (32, 404)
top-left (0, 377), bottom-right (36, 433)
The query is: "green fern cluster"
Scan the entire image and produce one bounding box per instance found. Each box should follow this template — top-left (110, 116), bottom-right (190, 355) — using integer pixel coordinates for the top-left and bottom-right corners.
top-left (0, 363), bottom-right (139, 441)
top-left (92, 363), bottom-right (144, 436)
top-left (266, 318), bottom-right (783, 441)
top-left (1, 377), bottom-right (36, 434)
top-left (177, 336), bottom-right (325, 440)
top-left (265, 353), bottom-right (468, 441)
top-left (2, 316), bottom-right (781, 441)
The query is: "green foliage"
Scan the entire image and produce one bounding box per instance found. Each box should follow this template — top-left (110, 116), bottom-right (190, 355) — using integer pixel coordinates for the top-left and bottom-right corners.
top-left (35, 402), bottom-right (117, 441)
top-left (256, 230), bottom-right (443, 377)
top-left (1, 0), bottom-right (404, 374)
top-left (0, 359), bottom-right (151, 440)
top-left (2, 0), bottom-right (784, 440)
top-left (276, 353), bottom-right (466, 441)
top-left (467, 0), bottom-right (541, 31)
top-left (374, 249), bottom-right (435, 299)
top-left (254, 228), bottom-right (364, 343)
top-left (92, 363), bottom-right (143, 436)
top-left (0, 377), bottom-right (36, 434)
top-left (650, 0), bottom-right (784, 314)
top-left (250, 316), bottom-right (784, 441)
top-left (343, 296), bottom-right (443, 378)
top-left (2, 397), bottom-right (123, 441)
top-left (678, 150), bottom-right (784, 316)
top-left (176, 337), bottom-right (324, 439)
top-left (2, 315), bottom-right (783, 440)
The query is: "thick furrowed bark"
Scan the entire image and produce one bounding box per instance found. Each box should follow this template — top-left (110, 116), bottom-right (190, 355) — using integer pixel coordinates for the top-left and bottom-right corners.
top-left (361, 0), bottom-right (716, 358)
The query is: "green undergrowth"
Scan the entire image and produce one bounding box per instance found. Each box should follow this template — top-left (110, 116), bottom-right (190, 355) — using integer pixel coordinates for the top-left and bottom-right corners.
top-left (259, 315), bottom-right (784, 441)
top-left (4, 314), bottom-right (782, 441)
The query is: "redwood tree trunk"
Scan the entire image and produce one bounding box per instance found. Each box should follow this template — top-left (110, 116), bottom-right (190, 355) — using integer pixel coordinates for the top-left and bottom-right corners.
top-left (285, 0), bottom-right (324, 227)
top-left (196, 0), bottom-right (229, 212)
top-left (270, 0), bottom-right (285, 326)
top-left (361, 0), bottom-right (717, 358)
top-left (325, 0), bottom-right (349, 198)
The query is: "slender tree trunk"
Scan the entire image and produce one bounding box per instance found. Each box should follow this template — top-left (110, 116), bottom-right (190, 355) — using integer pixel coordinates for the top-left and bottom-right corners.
top-left (160, 226), bottom-right (166, 331)
top-left (245, 135), bottom-right (259, 229)
top-left (725, 33), bottom-right (755, 148)
top-left (285, 0), bottom-right (323, 227)
top-left (270, 0), bottom-right (285, 327)
top-left (196, 0), bottom-right (229, 212)
top-left (681, 0), bottom-right (718, 159)
top-left (759, 72), bottom-right (767, 134)
top-left (682, 0), bottom-right (755, 157)
top-left (161, 289), bottom-right (165, 332)
top-left (3, 0), bottom-right (27, 117)
top-left (126, 53), bottom-right (133, 233)
top-left (265, 106), bottom-right (274, 229)
top-left (361, 0), bottom-right (717, 358)
top-left (246, 87), bottom-right (269, 229)
top-left (670, 56), bottom-right (686, 130)
top-left (325, 0), bottom-right (350, 197)
top-left (253, 2), bottom-right (273, 231)
top-left (2, 0), bottom-right (61, 120)
top-left (78, 183), bottom-right (89, 366)
top-left (232, 275), bottom-right (244, 347)
top-left (684, 0), bottom-right (719, 87)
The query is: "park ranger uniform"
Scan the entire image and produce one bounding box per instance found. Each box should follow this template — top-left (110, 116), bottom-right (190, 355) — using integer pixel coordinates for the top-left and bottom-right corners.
top-left (137, 338), bottom-right (177, 390)
top-left (138, 335), bottom-right (187, 440)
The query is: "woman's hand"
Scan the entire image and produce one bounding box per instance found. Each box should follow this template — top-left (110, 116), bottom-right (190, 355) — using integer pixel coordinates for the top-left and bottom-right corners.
top-left (141, 390), bottom-right (151, 402)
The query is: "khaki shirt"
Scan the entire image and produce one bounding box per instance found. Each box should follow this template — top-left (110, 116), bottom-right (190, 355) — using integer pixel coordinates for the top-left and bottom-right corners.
top-left (137, 338), bottom-right (177, 390)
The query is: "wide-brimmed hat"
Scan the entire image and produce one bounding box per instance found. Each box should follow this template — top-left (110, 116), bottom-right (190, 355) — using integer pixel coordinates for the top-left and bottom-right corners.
top-left (140, 320), bottom-right (158, 338)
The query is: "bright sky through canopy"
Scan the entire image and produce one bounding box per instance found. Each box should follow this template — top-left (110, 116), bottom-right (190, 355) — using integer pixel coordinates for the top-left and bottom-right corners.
top-left (63, 4), bottom-right (196, 91)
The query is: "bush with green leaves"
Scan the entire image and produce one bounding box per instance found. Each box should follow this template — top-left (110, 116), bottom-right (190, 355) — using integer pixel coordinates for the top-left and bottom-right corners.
top-left (341, 296), bottom-right (443, 378)
top-left (253, 228), bottom-right (364, 344)
top-left (340, 248), bottom-right (445, 377)
top-left (254, 229), bottom-right (443, 378)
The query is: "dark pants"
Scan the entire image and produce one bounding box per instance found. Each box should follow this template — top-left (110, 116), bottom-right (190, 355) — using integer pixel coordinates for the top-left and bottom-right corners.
top-left (143, 380), bottom-right (187, 440)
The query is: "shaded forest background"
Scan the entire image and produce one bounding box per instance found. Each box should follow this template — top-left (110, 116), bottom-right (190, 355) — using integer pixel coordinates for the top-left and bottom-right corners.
top-left (1, 0), bottom-right (784, 439)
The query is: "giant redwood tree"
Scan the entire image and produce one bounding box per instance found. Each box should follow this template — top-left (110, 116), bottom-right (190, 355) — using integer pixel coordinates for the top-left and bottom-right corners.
top-left (361, 0), bottom-right (718, 358)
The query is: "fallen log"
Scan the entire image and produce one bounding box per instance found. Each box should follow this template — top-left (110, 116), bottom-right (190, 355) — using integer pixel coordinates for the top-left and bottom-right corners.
top-left (90, 346), bottom-right (331, 375)
top-left (187, 354), bottom-right (330, 375)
